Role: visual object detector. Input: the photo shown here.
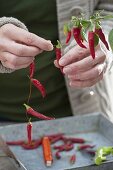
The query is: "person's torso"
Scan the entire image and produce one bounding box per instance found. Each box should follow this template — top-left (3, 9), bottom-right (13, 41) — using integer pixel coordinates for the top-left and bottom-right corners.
top-left (0, 0), bottom-right (72, 122)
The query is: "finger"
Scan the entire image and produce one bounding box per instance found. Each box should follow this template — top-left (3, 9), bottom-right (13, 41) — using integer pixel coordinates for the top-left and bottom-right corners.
top-left (69, 73), bottom-right (103, 88)
top-left (68, 62), bottom-right (107, 81)
top-left (1, 52), bottom-right (34, 67)
top-left (59, 43), bottom-right (90, 66)
top-left (1, 59), bottom-right (33, 70)
top-left (54, 60), bottom-right (60, 68)
top-left (4, 40), bottom-right (43, 57)
top-left (3, 24), bottom-right (53, 51)
top-left (63, 49), bottom-right (106, 75)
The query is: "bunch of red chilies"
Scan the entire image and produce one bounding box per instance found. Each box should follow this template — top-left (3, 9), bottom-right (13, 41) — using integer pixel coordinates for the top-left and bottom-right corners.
top-left (55, 12), bottom-right (110, 73)
top-left (24, 61), bottom-right (55, 145)
top-left (6, 133), bottom-right (96, 164)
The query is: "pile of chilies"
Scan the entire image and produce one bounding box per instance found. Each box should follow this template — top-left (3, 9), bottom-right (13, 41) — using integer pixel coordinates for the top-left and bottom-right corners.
top-left (55, 12), bottom-right (111, 73)
top-left (6, 133), bottom-right (96, 165)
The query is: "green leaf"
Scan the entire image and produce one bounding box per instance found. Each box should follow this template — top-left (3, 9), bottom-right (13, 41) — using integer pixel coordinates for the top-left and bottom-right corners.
top-left (71, 17), bottom-right (80, 27)
top-left (108, 29), bottom-right (113, 51)
top-left (81, 28), bottom-right (87, 42)
top-left (81, 20), bottom-right (91, 29)
top-left (67, 22), bottom-right (73, 31)
top-left (103, 15), bottom-right (113, 19)
top-left (94, 33), bottom-right (99, 47)
top-left (63, 23), bottom-right (69, 35)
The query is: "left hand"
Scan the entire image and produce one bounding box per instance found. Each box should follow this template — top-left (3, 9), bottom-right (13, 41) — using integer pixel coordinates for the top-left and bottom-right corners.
top-left (54, 43), bottom-right (107, 88)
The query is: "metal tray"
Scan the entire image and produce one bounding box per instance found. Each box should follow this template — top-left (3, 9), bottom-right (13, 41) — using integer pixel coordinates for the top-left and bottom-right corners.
top-left (0, 112), bottom-right (113, 170)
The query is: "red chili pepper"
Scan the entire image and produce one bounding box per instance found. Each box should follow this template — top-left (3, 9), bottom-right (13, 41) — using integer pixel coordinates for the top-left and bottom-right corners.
top-left (31, 78), bottom-right (46, 98)
top-left (27, 121), bottom-right (32, 144)
top-left (63, 137), bottom-right (86, 144)
top-left (73, 27), bottom-right (87, 48)
top-left (53, 143), bottom-right (74, 151)
top-left (29, 61), bottom-right (35, 78)
top-left (64, 143), bottom-right (74, 151)
top-left (95, 28), bottom-right (109, 50)
top-left (70, 154), bottom-right (76, 164)
top-left (53, 145), bottom-right (64, 150)
top-left (24, 104), bottom-right (55, 120)
top-left (77, 144), bottom-right (95, 150)
top-left (50, 135), bottom-right (64, 144)
top-left (46, 133), bottom-right (64, 139)
top-left (21, 139), bottom-right (42, 150)
top-left (85, 149), bottom-right (96, 156)
top-left (63, 23), bottom-right (71, 44)
top-left (66, 30), bottom-right (72, 44)
top-left (6, 140), bottom-right (24, 146)
top-left (55, 40), bottom-right (63, 74)
top-left (88, 31), bottom-right (95, 59)
top-left (55, 150), bottom-right (61, 159)
top-left (55, 143), bottom-right (74, 160)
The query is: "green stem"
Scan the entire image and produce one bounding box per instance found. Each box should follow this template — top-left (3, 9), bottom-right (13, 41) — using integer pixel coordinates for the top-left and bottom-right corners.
top-left (26, 78), bottom-right (32, 121)
top-left (27, 80), bottom-right (32, 104)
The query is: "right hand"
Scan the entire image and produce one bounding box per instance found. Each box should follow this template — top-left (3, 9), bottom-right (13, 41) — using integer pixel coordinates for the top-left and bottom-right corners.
top-left (0, 24), bottom-right (53, 70)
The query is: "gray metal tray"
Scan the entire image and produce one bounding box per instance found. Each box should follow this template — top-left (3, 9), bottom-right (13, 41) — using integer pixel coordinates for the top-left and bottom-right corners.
top-left (0, 112), bottom-right (113, 170)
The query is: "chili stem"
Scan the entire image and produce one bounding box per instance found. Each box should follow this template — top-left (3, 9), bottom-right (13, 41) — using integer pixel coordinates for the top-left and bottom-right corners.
top-left (26, 77), bottom-right (32, 121)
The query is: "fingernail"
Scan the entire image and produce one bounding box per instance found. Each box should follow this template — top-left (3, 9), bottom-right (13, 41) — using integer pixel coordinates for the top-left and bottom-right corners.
top-left (59, 58), bottom-right (65, 66)
top-left (48, 44), bottom-right (53, 51)
top-left (47, 40), bottom-right (53, 50)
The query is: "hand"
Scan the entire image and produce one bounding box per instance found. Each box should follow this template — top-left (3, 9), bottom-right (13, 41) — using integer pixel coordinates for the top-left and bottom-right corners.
top-left (54, 43), bottom-right (106, 88)
top-left (0, 24), bottom-right (53, 70)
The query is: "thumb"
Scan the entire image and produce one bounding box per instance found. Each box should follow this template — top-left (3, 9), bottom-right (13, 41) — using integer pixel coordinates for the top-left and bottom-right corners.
top-left (54, 60), bottom-right (60, 68)
top-left (59, 42), bottom-right (89, 66)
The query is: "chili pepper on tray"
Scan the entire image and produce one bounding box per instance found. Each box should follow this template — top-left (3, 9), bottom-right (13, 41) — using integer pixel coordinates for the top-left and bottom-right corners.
top-left (95, 28), bottom-right (109, 50)
top-left (55, 150), bottom-right (61, 159)
top-left (70, 154), bottom-right (76, 164)
top-left (77, 144), bottom-right (95, 150)
top-left (27, 121), bottom-right (32, 144)
top-left (86, 149), bottom-right (96, 156)
top-left (31, 78), bottom-right (46, 98)
top-left (88, 31), bottom-right (95, 59)
top-left (54, 143), bottom-right (74, 151)
top-left (73, 27), bottom-right (87, 48)
top-left (29, 61), bottom-right (35, 78)
top-left (21, 139), bottom-right (42, 150)
top-left (55, 143), bottom-right (74, 160)
top-left (50, 135), bottom-right (64, 144)
top-left (6, 140), bottom-right (24, 146)
top-left (24, 104), bottom-right (55, 120)
top-left (47, 133), bottom-right (64, 139)
top-left (63, 137), bottom-right (86, 144)
top-left (55, 40), bottom-right (63, 74)
top-left (65, 143), bottom-right (74, 151)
